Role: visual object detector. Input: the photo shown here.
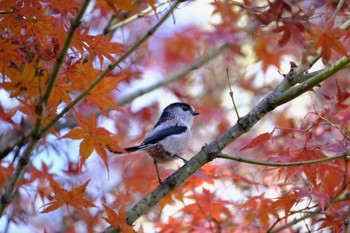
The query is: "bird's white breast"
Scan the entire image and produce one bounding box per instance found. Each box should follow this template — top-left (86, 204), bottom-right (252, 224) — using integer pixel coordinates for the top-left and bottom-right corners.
top-left (159, 129), bottom-right (191, 156)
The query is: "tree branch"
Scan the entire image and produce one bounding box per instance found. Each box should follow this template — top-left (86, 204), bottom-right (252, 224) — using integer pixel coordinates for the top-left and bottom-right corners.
top-left (216, 150), bottom-right (350, 167)
top-left (107, 53), bottom-right (349, 230)
top-left (104, 0), bottom-right (173, 35)
top-left (50, 43), bottom-right (229, 131)
top-left (116, 43), bottom-right (230, 106)
top-left (0, 0), bottom-right (92, 217)
top-left (41, 0), bottom-right (184, 135)
top-left (268, 209), bottom-right (322, 233)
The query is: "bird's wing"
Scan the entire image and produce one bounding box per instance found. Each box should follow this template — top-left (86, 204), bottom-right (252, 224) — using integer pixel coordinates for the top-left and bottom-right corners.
top-left (142, 125), bottom-right (187, 145)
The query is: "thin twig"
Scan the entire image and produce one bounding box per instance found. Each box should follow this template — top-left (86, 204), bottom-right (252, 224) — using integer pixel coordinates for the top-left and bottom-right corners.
top-left (268, 210), bottom-right (322, 233)
top-left (104, 0), bottom-right (172, 35)
top-left (226, 68), bottom-right (240, 119)
top-left (41, 0), bottom-right (183, 135)
top-left (117, 43), bottom-right (230, 106)
top-left (216, 150), bottom-right (350, 167)
top-left (121, 52), bottom-right (350, 227)
top-left (330, 0), bottom-right (346, 21)
top-left (316, 113), bottom-right (350, 141)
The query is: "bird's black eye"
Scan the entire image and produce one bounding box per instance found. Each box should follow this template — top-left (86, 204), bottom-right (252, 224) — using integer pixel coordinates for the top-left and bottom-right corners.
top-left (182, 105), bottom-right (189, 111)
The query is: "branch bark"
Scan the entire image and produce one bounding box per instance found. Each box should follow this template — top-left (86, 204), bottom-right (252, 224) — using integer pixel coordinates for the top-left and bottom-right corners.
top-left (0, 0), bottom-right (187, 218)
top-left (0, 0), bottom-right (91, 217)
top-left (103, 53), bottom-right (349, 232)
top-left (41, 0), bottom-right (184, 135)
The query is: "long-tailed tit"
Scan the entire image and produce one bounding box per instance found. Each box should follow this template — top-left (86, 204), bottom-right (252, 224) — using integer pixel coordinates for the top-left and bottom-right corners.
top-left (110, 102), bottom-right (199, 183)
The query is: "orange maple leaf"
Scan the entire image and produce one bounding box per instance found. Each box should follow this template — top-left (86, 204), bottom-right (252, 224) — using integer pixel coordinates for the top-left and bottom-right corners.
top-left (42, 178), bottom-right (95, 213)
top-left (49, 77), bottom-right (72, 109)
top-left (0, 63), bottom-right (48, 98)
top-left (87, 76), bottom-right (126, 115)
top-left (307, 22), bottom-right (348, 61)
top-left (61, 113), bottom-right (123, 172)
top-left (0, 106), bottom-right (17, 125)
top-left (0, 40), bottom-right (24, 74)
top-left (87, 34), bottom-right (126, 65)
top-left (65, 61), bottom-right (125, 114)
top-left (103, 205), bottom-right (135, 233)
top-left (182, 187), bottom-right (232, 224)
top-left (108, 0), bottom-right (139, 13)
top-left (254, 30), bottom-right (285, 72)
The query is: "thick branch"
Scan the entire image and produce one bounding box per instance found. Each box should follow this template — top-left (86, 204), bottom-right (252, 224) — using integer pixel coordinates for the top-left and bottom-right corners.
top-left (113, 54), bottom-right (349, 229)
top-left (0, 0), bottom-right (187, 220)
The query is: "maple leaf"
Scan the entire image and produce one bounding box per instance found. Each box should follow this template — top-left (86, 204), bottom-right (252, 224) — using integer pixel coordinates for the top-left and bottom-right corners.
top-left (156, 217), bottom-right (189, 233)
top-left (271, 191), bottom-right (299, 217)
top-left (0, 40), bottom-right (24, 74)
top-left (0, 106), bottom-right (17, 125)
top-left (335, 80), bottom-right (350, 107)
top-left (14, 2), bottom-right (57, 45)
top-left (61, 113), bottom-right (123, 172)
top-left (0, 165), bottom-right (9, 190)
top-left (105, 0), bottom-right (139, 13)
top-left (307, 22), bottom-right (348, 61)
top-left (256, 0), bottom-right (292, 25)
top-left (0, 63), bottom-right (48, 99)
top-left (295, 148), bottom-right (327, 186)
top-left (49, 77), bottom-right (72, 109)
top-left (40, 0), bottom-right (80, 16)
top-left (239, 194), bottom-right (278, 229)
top-left (240, 132), bottom-right (272, 151)
top-left (42, 178), bottom-right (95, 213)
top-left (64, 60), bottom-right (125, 114)
top-left (87, 76), bottom-right (126, 115)
top-left (183, 188), bottom-right (232, 225)
top-left (87, 34), bottom-right (125, 65)
top-left (254, 30), bottom-right (285, 72)
top-left (103, 205), bottom-right (135, 233)
top-left (146, 0), bottom-right (157, 15)
top-left (274, 22), bottom-right (306, 46)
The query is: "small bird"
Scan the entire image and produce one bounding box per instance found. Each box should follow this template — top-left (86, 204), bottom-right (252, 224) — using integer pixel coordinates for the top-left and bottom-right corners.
top-left (110, 102), bottom-right (199, 183)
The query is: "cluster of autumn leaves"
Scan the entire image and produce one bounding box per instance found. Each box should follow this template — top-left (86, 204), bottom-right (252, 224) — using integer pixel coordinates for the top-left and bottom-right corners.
top-left (0, 0), bottom-right (350, 232)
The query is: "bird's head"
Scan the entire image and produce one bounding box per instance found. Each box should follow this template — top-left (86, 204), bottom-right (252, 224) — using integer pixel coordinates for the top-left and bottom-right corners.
top-left (157, 102), bottom-right (199, 127)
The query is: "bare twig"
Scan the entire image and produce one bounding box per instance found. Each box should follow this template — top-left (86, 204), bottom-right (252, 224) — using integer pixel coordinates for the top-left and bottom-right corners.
top-left (315, 113), bottom-right (350, 141)
top-left (330, 0), bottom-right (346, 21)
top-left (268, 209), bottom-right (322, 233)
top-left (41, 0), bottom-right (183, 135)
top-left (117, 43), bottom-right (230, 106)
top-left (104, 0), bottom-right (172, 35)
top-left (226, 68), bottom-right (240, 119)
top-left (120, 52), bottom-right (350, 228)
top-left (216, 150), bottom-right (350, 167)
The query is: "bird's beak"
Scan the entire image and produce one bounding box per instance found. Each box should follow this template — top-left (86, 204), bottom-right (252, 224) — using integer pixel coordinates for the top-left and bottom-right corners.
top-left (192, 110), bottom-right (199, 116)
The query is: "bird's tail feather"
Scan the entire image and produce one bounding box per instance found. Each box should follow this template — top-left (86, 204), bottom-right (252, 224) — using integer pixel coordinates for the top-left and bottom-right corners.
top-left (108, 145), bottom-right (144, 154)
top-left (124, 146), bottom-right (141, 152)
